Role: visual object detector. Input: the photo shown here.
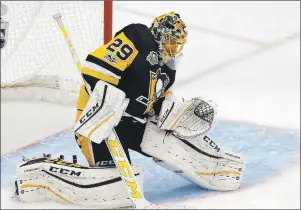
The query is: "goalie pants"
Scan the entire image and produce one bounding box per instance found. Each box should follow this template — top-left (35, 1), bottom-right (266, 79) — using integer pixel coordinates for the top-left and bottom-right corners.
top-left (75, 75), bottom-right (149, 167)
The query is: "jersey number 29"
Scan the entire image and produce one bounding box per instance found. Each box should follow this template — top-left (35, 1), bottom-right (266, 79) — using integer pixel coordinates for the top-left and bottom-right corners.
top-left (106, 38), bottom-right (134, 60)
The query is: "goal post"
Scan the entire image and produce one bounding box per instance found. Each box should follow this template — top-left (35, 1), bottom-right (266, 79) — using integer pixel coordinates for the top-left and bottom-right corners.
top-left (1, 1), bottom-right (113, 104)
top-left (104, 1), bottom-right (113, 45)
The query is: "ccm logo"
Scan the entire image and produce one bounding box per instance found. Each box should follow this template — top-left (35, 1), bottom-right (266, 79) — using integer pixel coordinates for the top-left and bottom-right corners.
top-left (159, 108), bottom-right (169, 124)
top-left (49, 166), bottom-right (81, 177)
top-left (108, 139), bottom-right (143, 199)
top-left (203, 136), bottom-right (220, 152)
top-left (79, 102), bottom-right (100, 124)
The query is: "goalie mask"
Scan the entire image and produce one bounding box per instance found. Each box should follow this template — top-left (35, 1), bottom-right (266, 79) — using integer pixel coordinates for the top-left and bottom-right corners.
top-left (150, 12), bottom-right (187, 65)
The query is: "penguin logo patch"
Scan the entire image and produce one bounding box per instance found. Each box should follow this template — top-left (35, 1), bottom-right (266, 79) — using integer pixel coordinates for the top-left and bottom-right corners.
top-left (146, 51), bottom-right (159, 65)
top-left (136, 68), bottom-right (170, 114)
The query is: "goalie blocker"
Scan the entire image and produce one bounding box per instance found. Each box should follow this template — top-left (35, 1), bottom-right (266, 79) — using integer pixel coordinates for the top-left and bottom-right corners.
top-left (74, 80), bottom-right (129, 144)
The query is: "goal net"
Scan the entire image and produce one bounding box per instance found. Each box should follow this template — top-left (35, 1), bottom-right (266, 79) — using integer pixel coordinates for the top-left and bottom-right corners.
top-left (1, 1), bottom-right (112, 104)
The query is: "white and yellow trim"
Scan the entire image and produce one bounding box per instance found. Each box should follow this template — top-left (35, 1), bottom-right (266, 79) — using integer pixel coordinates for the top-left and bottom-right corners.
top-left (21, 184), bottom-right (73, 204)
top-left (196, 170), bottom-right (241, 176)
top-left (83, 61), bottom-right (121, 80)
top-left (82, 67), bottom-right (119, 85)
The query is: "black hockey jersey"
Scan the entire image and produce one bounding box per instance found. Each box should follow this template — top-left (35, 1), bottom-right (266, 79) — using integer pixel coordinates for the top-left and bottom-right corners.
top-left (78, 24), bottom-right (176, 121)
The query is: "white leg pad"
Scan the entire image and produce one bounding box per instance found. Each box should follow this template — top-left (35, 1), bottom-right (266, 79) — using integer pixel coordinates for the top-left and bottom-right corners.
top-left (14, 158), bottom-right (143, 208)
top-left (141, 120), bottom-right (245, 191)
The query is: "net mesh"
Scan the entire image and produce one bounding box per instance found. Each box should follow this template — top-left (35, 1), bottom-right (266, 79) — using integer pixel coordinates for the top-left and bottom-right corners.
top-left (1, 1), bottom-right (105, 97)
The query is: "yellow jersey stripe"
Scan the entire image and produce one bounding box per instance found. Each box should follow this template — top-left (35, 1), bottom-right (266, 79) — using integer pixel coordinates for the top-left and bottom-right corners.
top-left (82, 67), bottom-right (119, 85)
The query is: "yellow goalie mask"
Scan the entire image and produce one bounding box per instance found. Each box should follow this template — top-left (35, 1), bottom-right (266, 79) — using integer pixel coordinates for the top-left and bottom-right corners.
top-left (150, 11), bottom-right (188, 65)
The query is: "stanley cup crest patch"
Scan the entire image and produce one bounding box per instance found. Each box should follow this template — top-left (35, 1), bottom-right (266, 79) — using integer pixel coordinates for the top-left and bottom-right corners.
top-left (146, 51), bottom-right (159, 65)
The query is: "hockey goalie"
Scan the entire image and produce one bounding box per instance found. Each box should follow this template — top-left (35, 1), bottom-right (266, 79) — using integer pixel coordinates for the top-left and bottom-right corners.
top-left (13, 11), bottom-right (245, 208)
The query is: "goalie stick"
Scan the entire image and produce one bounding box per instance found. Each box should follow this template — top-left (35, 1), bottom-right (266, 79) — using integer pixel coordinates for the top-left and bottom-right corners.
top-left (52, 13), bottom-right (145, 209)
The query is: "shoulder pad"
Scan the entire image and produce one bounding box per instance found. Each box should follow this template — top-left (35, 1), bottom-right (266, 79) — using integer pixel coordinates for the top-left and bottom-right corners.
top-left (115, 24), bottom-right (157, 52)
